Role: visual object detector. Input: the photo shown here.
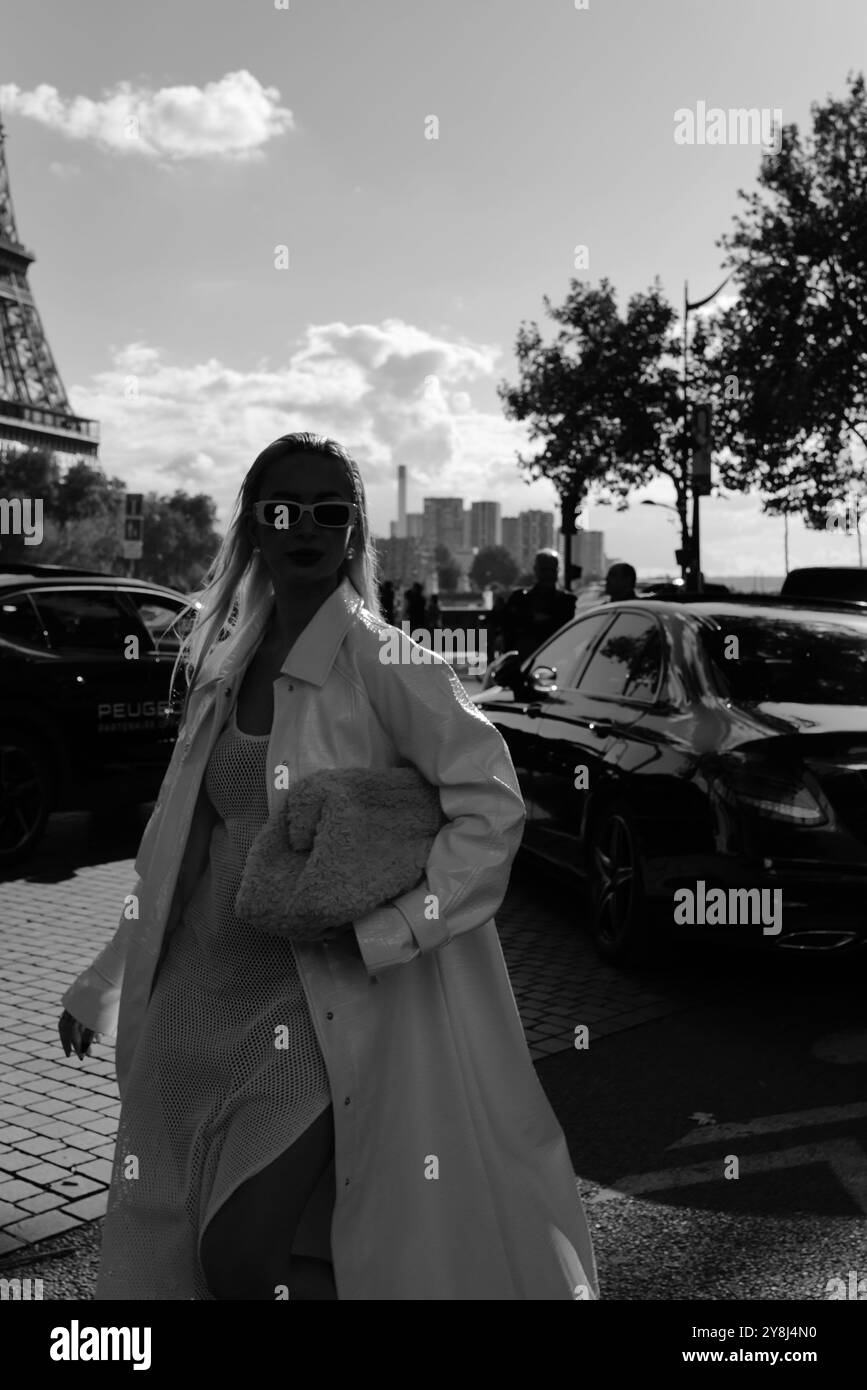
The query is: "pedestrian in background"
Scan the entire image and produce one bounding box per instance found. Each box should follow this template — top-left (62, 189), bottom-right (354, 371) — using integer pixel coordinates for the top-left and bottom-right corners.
top-left (603, 563), bottom-right (637, 602)
top-left (501, 550), bottom-right (577, 662)
top-left (425, 592), bottom-right (442, 632)
top-left (378, 578), bottom-right (395, 623)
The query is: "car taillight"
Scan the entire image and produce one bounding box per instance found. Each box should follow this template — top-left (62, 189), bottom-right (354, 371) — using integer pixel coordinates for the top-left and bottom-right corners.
top-left (720, 765), bottom-right (828, 826)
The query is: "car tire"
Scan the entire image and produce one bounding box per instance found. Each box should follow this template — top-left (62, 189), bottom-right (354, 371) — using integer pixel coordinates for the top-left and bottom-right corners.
top-left (0, 729), bottom-right (55, 867)
top-left (588, 799), bottom-right (652, 967)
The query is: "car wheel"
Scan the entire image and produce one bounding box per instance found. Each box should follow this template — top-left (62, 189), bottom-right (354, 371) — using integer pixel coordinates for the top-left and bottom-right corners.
top-left (589, 800), bottom-right (651, 967)
top-left (0, 730), bottom-right (55, 867)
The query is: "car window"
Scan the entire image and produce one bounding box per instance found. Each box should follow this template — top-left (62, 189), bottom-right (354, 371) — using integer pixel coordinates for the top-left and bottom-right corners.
top-left (577, 611), bottom-right (663, 701)
top-left (30, 589), bottom-right (143, 654)
top-left (126, 592), bottom-right (194, 651)
top-left (531, 612), bottom-right (612, 687)
top-left (622, 623), bottom-right (664, 701)
top-left (699, 613), bottom-right (867, 704)
top-left (0, 591), bottom-right (48, 649)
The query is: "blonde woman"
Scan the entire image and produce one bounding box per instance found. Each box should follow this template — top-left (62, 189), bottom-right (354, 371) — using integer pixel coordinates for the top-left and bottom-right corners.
top-left (59, 432), bottom-right (599, 1301)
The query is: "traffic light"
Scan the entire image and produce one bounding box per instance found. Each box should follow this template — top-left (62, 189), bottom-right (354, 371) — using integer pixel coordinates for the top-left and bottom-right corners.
top-left (692, 404), bottom-right (712, 496)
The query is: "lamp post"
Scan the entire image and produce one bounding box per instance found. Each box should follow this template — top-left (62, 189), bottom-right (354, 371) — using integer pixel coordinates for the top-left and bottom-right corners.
top-left (683, 272), bottom-right (735, 593)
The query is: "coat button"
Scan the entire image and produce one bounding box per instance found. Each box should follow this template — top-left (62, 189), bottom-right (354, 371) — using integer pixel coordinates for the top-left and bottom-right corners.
top-left (326, 1011), bottom-right (334, 1020)
top-left (344, 1097), bottom-right (350, 1106)
top-left (344, 1178), bottom-right (350, 1186)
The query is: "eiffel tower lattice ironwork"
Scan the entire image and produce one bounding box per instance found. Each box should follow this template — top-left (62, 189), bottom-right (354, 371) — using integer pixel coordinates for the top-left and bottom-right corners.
top-left (0, 109), bottom-right (99, 456)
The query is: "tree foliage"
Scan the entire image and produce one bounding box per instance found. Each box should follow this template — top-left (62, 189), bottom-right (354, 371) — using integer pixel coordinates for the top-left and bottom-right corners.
top-left (709, 71), bottom-right (867, 527)
top-left (469, 545), bottom-right (520, 589)
top-left (0, 447), bottom-right (221, 589)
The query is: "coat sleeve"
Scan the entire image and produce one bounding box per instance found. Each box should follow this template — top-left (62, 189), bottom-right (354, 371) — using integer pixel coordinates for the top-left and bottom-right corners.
top-left (352, 637), bottom-right (527, 975)
top-left (60, 876), bottom-right (143, 1039)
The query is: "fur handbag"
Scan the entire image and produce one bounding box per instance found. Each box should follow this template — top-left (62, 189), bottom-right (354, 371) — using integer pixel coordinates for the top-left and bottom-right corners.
top-left (234, 765), bottom-right (447, 942)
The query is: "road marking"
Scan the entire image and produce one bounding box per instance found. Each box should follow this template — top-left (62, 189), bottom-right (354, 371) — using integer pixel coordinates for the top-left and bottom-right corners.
top-left (586, 1139), bottom-right (867, 1212)
top-left (668, 1101), bottom-right (867, 1149)
top-left (583, 1145), bottom-right (867, 1212)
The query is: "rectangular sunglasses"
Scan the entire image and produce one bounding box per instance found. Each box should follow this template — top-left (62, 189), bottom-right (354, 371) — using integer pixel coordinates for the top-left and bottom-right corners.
top-left (251, 500), bottom-right (359, 528)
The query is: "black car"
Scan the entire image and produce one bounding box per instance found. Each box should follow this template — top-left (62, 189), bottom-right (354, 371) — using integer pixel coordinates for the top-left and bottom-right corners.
top-left (781, 567), bottom-right (867, 602)
top-left (473, 598), bottom-right (867, 966)
top-left (0, 564), bottom-right (197, 866)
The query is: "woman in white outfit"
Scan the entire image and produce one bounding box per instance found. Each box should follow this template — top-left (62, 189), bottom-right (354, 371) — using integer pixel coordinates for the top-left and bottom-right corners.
top-left (59, 432), bottom-right (599, 1301)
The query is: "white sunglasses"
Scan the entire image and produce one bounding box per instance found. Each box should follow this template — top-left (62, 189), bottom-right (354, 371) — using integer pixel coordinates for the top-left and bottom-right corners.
top-left (252, 500), bottom-right (359, 529)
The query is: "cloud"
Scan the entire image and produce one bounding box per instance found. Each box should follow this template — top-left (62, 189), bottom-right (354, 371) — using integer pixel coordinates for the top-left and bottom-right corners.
top-left (48, 161), bottom-right (82, 178)
top-left (68, 318), bottom-right (544, 528)
top-left (0, 71), bottom-right (294, 161)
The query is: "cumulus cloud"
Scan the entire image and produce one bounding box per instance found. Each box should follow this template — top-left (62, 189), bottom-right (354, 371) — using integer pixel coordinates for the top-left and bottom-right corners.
top-left (0, 71), bottom-right (294, 161)
top-left (68, 318), bottom-right (539, 528)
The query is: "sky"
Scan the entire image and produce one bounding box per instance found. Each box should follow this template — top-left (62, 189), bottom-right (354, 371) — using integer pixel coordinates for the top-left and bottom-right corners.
top-left (2, 0), bottom-right (866, 580)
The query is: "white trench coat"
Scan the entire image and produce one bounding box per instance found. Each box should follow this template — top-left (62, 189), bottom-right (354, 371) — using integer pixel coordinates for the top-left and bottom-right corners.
top-left (62, 576), bottom-right (599, 1300)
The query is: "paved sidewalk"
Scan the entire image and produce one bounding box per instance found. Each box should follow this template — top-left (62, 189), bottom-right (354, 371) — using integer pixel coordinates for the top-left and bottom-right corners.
top-left (0, 820), bottom-right (696, 1258)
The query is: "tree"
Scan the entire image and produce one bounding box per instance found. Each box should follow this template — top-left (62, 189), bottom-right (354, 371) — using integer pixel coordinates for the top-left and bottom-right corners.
top-left (140, 490), bottom-right (221, 590)
top-left (498, 279), bottom-right (693, 564)
top-left (710, 71), bottom-right (867, 528)
top-left (470, 545), bottom-right (520, 589)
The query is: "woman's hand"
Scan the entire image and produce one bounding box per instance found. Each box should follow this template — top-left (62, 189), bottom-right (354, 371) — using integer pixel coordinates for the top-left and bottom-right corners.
top-left (58, 1009), bottom-right (95, 1061)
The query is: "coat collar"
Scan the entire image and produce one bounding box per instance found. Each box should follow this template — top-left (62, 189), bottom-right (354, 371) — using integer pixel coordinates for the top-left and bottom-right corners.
top-left (282, 575), bottom-right (365, 687)
top-left (198, 575), bottom-right (365, 694)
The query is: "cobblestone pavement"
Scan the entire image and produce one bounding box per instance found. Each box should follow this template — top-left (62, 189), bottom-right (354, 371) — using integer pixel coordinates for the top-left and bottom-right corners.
top-left (0, 802), bottom-right (699, 1256)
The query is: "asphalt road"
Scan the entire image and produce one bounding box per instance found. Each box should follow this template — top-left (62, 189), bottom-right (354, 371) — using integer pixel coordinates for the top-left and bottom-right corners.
top-left (531, 861), bottom-right (867, 1301)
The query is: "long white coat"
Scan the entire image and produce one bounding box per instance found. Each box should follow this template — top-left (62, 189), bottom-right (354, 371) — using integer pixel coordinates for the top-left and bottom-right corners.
top-left (62, 576), bottom-right (599, 1300)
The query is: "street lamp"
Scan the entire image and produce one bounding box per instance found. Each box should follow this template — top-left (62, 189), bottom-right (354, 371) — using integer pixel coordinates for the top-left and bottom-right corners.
top-left (640, 499), bottom-right (680, 516)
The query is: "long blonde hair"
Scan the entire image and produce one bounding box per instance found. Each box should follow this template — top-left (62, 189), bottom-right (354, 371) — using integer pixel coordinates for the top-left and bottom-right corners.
top-left (169, 432), bottom-right (383, 714)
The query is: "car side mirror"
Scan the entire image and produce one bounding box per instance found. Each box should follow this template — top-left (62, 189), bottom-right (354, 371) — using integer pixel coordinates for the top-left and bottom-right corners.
top-left (529, 664), bottom-right (558, 694)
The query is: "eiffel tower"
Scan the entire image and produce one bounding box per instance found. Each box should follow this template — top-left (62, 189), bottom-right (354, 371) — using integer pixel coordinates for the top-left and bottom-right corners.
top-left (0, 109), bottom-right (99, 457)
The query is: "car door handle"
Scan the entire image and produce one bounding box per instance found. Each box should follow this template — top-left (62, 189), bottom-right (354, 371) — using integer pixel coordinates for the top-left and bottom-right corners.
top-left (584, 720), bottom-right (614, 737)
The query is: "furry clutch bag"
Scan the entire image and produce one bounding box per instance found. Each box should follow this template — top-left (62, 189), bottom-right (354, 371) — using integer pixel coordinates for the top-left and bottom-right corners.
top-left (234, 765), bottom-right (447, 942)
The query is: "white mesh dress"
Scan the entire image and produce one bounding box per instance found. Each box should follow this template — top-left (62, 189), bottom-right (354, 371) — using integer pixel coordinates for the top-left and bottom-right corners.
top-left (95, 703), bottom-right (333, 1300)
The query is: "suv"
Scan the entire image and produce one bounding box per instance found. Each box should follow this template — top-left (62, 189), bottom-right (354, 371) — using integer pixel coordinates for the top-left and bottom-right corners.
top-left (0, 563), bottom-right (197, 866)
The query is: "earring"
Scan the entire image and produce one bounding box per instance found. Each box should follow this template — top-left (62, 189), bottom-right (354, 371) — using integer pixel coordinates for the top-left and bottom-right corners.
top-left (347, 546), bottom-right (355, 558)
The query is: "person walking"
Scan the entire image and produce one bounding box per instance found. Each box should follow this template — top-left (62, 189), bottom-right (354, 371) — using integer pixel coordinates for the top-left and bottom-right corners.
top-left (424, 591), bottom-right (442, 631)
top-left (58, 432), bottom-right (598, 1302)
top-left (603, 562), bottom-right (637, 602)
top-left (378, 578), bottom-right (395, 623)
top-left (404, 581), bottom-right (426, 627)
top-left (501, 549), bottom-right (577, 662)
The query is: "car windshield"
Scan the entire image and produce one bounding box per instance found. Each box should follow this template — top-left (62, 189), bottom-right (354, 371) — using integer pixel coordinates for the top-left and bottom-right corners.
top-left (699, 613), bottom-right (867, 705)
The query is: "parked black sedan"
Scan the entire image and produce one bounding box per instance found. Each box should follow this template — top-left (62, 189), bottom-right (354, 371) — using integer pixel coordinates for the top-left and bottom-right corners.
top-left (474, 598), bottom-right (867, 965)
top-left (0, 564), bottom-right (196, 867)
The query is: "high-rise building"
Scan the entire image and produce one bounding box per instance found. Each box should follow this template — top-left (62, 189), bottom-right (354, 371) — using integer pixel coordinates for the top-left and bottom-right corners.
top-left (501, 516), bottom-right (520, 562)
top-left (470, 501), bottom-right (501, 549)
top-left (376, 536), bottom-right (428, 596)
top-left (517, 510), bottom-right (556, 573)
top-left (576, 530), bottom-right (605, 580)
top-left (423, 498), bottom-right (464, 554)
top-left (405, 512), bottom-right (424, 539)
